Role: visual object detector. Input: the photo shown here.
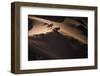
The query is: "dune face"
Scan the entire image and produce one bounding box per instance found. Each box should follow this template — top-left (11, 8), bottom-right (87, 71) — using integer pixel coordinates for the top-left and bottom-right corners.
top-left (28, 31), bottom-right (87, 60)
top-left (28, 15), bottom-right (88, 61)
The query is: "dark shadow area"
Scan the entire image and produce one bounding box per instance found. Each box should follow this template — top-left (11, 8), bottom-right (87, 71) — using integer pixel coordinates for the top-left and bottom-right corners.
top-left (28, 31), bottom-right (87, 60)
